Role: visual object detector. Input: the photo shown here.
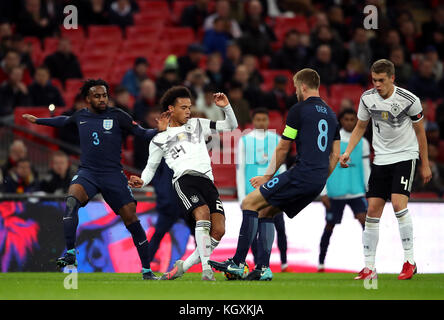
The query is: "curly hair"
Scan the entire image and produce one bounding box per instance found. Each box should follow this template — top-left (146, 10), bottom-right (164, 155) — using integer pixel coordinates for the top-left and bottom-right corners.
top-left (159, 85), bottom-right (192, 111)
top-left (79, 79), bottom-right (110, 98)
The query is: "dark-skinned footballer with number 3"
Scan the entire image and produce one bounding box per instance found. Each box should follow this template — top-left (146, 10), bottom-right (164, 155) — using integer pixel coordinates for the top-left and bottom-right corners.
top-left (209, 68), bottom-right (341, 281)
top-left (22, 79), bottom-right (171, 280)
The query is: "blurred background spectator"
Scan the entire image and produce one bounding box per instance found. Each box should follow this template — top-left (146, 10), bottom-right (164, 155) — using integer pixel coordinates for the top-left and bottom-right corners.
top-left (40, 151), bottom-right (74, 194)
top-left (3, 158), bottom-right (40, 194)
top-left (180, 0), bottom-right (209, 33)
top-left (28, 65), bottom-right (65, 107)
top-left (133, 78), bottom-right (157, 122)
top-left (120, 56), bottom-right (149, 98)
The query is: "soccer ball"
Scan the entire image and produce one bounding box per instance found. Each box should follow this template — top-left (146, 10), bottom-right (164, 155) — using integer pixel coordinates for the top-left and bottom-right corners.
top-left (224, 264), bottom-right (249, 280)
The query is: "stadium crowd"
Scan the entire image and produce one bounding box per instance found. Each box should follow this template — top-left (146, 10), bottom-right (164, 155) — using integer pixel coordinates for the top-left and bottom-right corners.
top-left (2, 0), bottom-right (444, 196)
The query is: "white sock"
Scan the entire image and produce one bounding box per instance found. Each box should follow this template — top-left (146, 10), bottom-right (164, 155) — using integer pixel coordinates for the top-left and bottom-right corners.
top-left (195, 220), bottom-right (212, 271)
top-left (395, 208), bottom-right (414, 264)
top-left (363, 216), bottom-right (380, 270)
top-left (183, 237), bottom-right (220, 272)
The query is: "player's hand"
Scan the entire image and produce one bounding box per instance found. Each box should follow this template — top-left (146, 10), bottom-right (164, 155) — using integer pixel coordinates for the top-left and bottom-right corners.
top-left (156, 110), bottom-right (171, 132)
top-left (128, 175), bottom-right (144, 188)
top-left (339, 152), bottom-right (350, 168)
top-left (420, 164), bottom-right (432, 185)
top-left (250, 175), bottom-right (270, 189)
top-left (213, 92), bottom-right (229, 108)
top-left (321, 195), bottom-right (331, 210)
top-left (22, 114), bottom-right (37, 123)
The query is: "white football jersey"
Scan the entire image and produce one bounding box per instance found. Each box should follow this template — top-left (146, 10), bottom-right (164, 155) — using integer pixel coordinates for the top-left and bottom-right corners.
top-left (148, 118), bottom-right (215, 183)
top-left (357, 86), bottom-right (423, 165)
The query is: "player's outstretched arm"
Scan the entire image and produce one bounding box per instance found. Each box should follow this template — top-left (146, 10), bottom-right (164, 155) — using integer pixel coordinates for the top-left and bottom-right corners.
top-left (130, 140), bottom-right (164, 188)
top-left (23, 113), bottom-right (72, 127)
top-left (328, 140), bottom-right (341, 177)
top-left (340, 119), bottom-right (369, 168)
top-left (212, 92), bottom-right (238, 131)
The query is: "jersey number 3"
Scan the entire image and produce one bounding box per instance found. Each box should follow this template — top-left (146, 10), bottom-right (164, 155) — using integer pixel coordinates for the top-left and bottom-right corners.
top-left (317, 119), bottom-right (328, 152)
top-left (92, 132), bottom-right (100, 145)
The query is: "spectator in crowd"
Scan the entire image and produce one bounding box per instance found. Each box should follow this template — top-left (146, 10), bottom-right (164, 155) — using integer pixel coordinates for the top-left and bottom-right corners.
top-left (133, 78), bottom-right (157, 122)
top-left (155, 60), bottom-right (181, 101)
top-left (195, 83), bottom-right (224, 121)
top-left (1, 140), bottom-right (28, 177)
top-left (262, 75), bottom-right (289, 115)
top-left (79, 0), bottom-right (110, 26)
top-left (270, 29), bottom-right (309, 73)
top-left (58, 94), bottom-right (86, 153)
top-left (3, 158), bottom-right (40, 194)
top-left (16, 0), bottom-right (57, 39)
top-left (120, 56), bottom-right (149, 98)
top-left (339, 98), bottom-right (354, 113)
top-left (184, 68), bottom-right (208, 106)
top-left (425, 121), bottom-right (440, 146)
top-left (233, 63), bottom-right (262, 109)
top-left (10, 34), bottom-right (35, 76)
top-left (242, 54), bottom-right (263, 88)
top-left (203, 16), bottom-right (231, 58)
top-left (177, 43), bottom-right (205, 81)
top-left (237, 11), bottom-right (274, 58)
top-left (43, 38), bottom-right (83, 85)
top-left (408, 58), bottom-right (441, 101)
top-left (180, 0), bottom-right (209, 33)
top-left (133, 106), bottom-right (162, 170)
top-left (241, 0), bottom-right (276, 42)
top-left (109, 0), bottom-right (134, 30)
top-left (421, 5), bottom-right (444, 48)
top-left (0, 66), bottom-right (32, 121)
top-left (309, 44), bottom-right (339, 86)
top-left (348, 27), bottom-right (372, 71)
top-left (112, 85), bottom-right (133, 115)
top-left (371, 29), bottom-right (409, 64)
top-left (412, 143), bottom-right (444, 197)
top-left (399, 19), bottom-right (419, 54)
top-left (227, 80), bottom-right (251, 128)
top-left (328, 5), bottom-right (350, 42)
top-left (0, 21), bottom-right (13, 42)
top-left (28, 65), bottom-right (65, 107)
top-left (205, 52), bottom-right (226, 92)
top-left (424, 45), bottom-right (443, 82)
top-left (340, 58), bottom-right (367, 86)
top-left (221, 40), bottom-right (242, 82)
top-left (311, 25), bottom-right (346, 68)
top-left (203, 0), bottom-right (242, 39)
top-left (0, 49), bottom-right (33, 85)
top-left (40, 151), bottom-right (74, 194)
top-left (390, 45), bottom-right (413, 88)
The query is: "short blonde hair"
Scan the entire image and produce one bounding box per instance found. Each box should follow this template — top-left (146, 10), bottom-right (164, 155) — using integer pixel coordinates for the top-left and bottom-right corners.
top-left (371, 59), bottom-right (395, 77)
top-left (293, 68), bottom-right (320, 90)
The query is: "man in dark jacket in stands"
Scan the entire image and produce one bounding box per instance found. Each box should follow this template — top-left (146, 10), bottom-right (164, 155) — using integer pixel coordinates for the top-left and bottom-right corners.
top-left (40, 151), bottom-right (74, 194)
top-left (28, 66), bottom-right (65, 107)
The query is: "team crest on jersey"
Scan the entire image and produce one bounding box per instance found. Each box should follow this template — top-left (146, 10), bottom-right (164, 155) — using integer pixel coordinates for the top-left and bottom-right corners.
top-left (103, 119), bottom-right (113, 130)
top-left (381, 111), bottom-right (389, 120)
top-left (190, 195), bottom-right (199, 203)
top-left (391, 103), bottom-right (401, 116)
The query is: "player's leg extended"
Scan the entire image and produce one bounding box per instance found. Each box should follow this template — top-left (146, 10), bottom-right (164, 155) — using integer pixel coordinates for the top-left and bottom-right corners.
top-left (192, 205), bottom-right (214, 280)
top-left (318, 223), bottom-right (335, 271)
top-left (146, 210), bottom-right (177, 264)
top-left (119, 202), bottom-right (157, 280)
top-left (273, 213), bottom-right (290, 272)
top-left (355, 197), bottom-right (385, 279)
top-left (57, 183), bottom-right (88, 268)
top-left (392, 193), bottom-right (417, 279)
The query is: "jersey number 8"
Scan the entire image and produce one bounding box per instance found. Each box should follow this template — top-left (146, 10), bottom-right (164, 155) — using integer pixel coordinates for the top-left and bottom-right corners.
top-left (317, 119), bottom-right (328, 152)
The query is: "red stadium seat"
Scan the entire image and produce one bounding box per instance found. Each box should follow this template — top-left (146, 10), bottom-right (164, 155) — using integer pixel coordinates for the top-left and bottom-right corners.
top-left (165, 27), bottom-right (195, 42)
top-left (274, 16), bottom-right (310, 34)
top-left (268, 111), bottom-right (284, 133)
top-left (88, 25), bottom-right (123, 42)
top-left (172, 1), bottom-right (193, 24)
top-left (212, 163), bottom-right (236, 188)
top-left (329, 84), bottom-right (364, 111)
top-left (61, 26), bottom-right (86, 42)
top-left (260, 70), bottom-right (294, 95)
top-left (125, 25), bottom-right (163, 40)
top-left (133, 12), bottom-right (169, 26)
top-left (137, 0), bottom-right (170, 15)
top-left (120, 39), bottom-right (154, 54)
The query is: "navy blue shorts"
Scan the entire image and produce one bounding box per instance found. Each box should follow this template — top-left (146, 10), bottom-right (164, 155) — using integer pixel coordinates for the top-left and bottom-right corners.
top-left (70, 168), bottom-right (136, 214)
top-left (326, 197), bottom-right (368, 225)
top-left (259, 170), bottom-right (324, 219)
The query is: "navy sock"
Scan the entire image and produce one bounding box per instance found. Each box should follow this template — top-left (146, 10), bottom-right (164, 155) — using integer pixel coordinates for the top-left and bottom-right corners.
top-left (256, 218), bottom-right (275, 269)
top-left (250, 232), bottom-right (259, 265)
top-left (274, 213), bottom-right (288, 265)
top-left (127, 220), bottom-right (151, 270)
top-left (319, 227), bottom-right (333, 265)
top-left (63, 196), bottom-right (80, 250)
top-left (233, 210), bottom-right (258, 266)
top-left (146, 214), bottom-right (176, 263)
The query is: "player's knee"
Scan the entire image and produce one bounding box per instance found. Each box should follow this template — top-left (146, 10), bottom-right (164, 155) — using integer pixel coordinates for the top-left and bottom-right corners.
top-left (65, 196), bottom-right (81, 218)
top-left (241, 196), bottom-right (255, 211)
top-left (392, 202), bottom-right (407, 213)
top-left (210, 223), bottom-right (225, 241)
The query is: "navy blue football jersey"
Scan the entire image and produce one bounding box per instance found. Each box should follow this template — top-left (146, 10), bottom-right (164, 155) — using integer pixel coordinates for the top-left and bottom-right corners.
top-left (36, 107), bottom-right (157, 172)
top-left (282, 97), bottom-right (340, 182)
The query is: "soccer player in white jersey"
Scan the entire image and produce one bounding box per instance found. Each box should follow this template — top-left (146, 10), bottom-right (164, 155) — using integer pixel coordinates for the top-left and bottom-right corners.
top-left (128, 86), bottom-right (238, 281)
top-left (340, 59), bottom-right (432, 280)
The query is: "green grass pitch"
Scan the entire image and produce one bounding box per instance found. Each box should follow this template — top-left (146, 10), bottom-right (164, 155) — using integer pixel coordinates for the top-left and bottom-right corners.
top-left (1, 272), bottom-right (443, 300)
